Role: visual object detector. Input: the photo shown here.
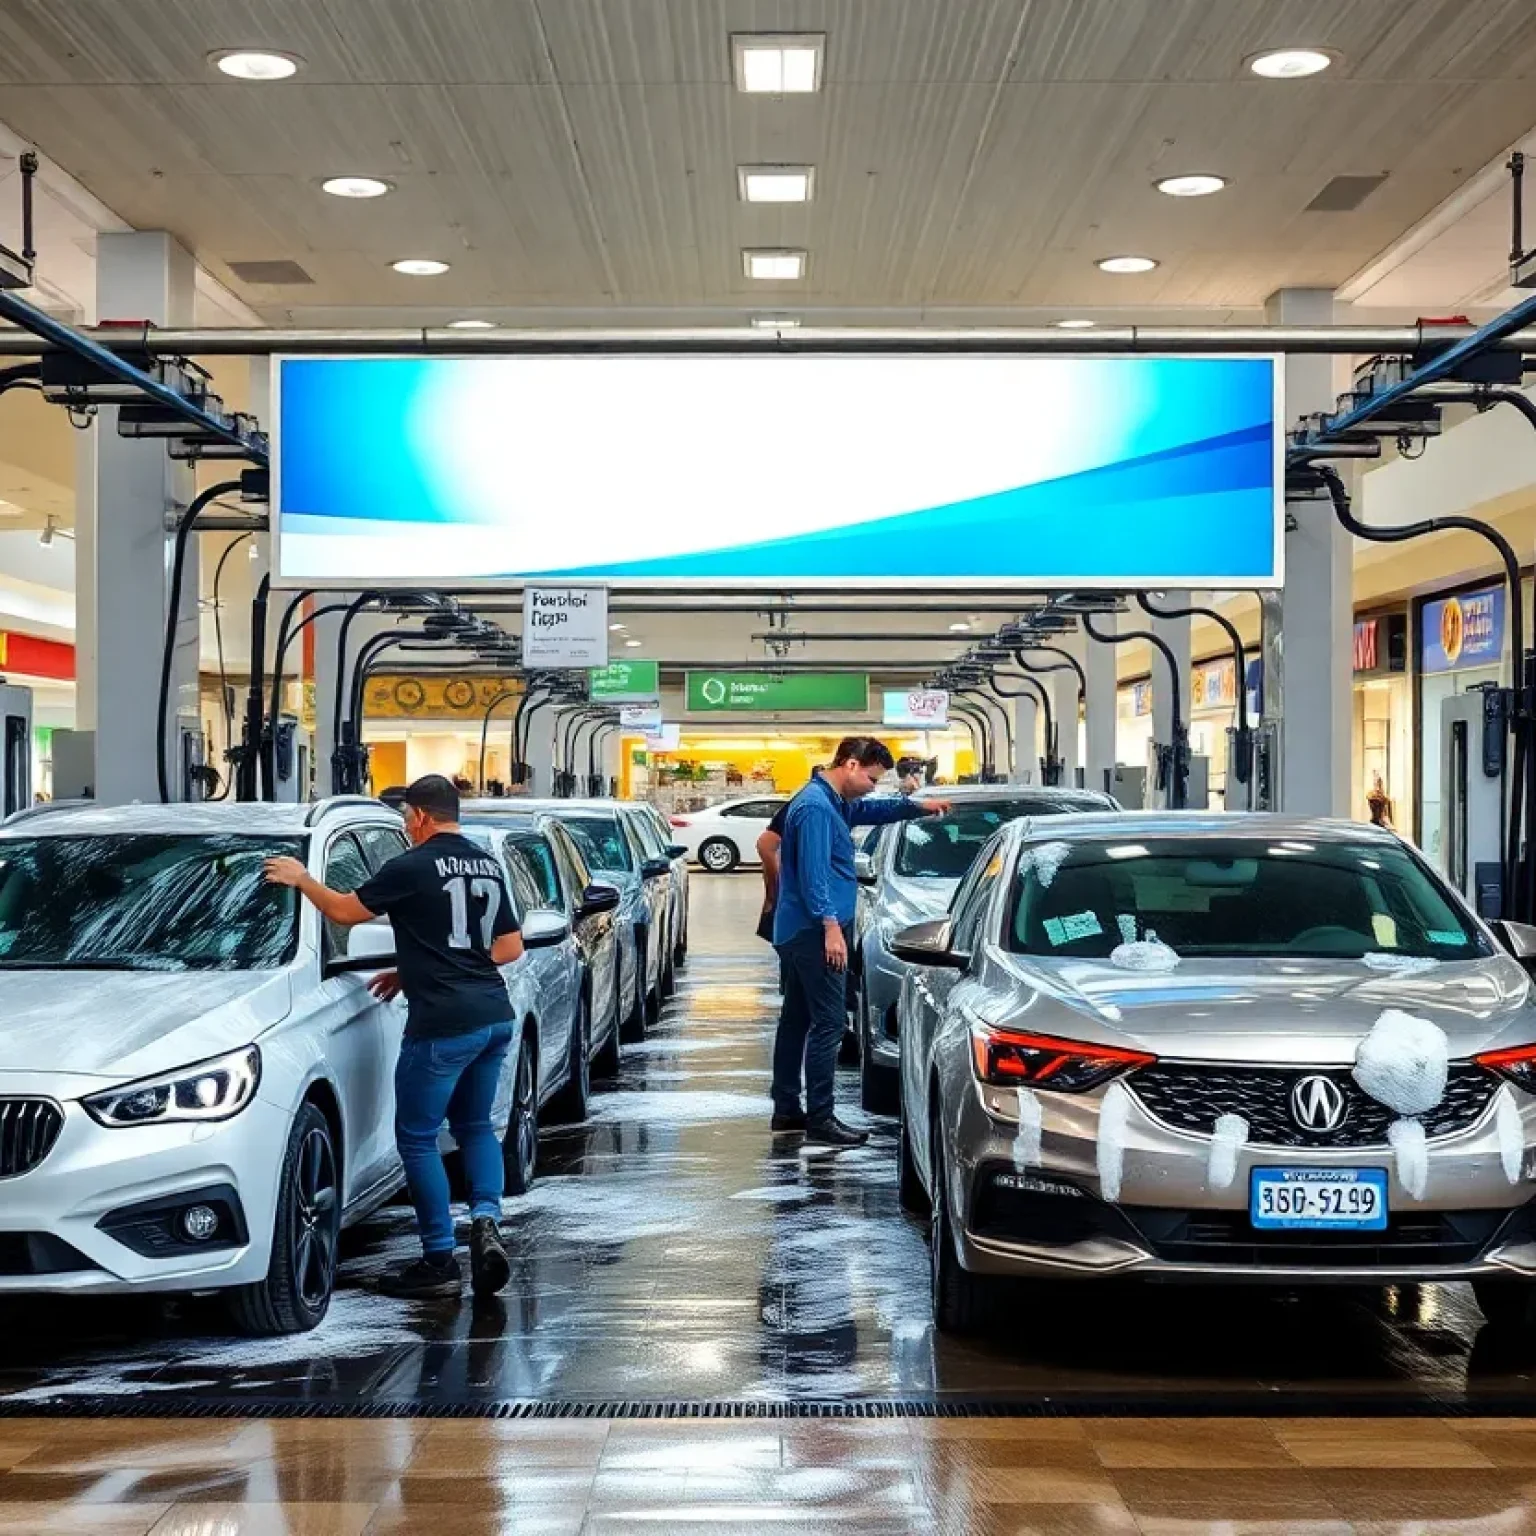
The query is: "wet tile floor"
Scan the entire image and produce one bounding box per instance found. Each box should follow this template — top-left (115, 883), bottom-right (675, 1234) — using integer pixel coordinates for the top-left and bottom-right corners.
top-left (2, 877), bottom-right (1536, 1416)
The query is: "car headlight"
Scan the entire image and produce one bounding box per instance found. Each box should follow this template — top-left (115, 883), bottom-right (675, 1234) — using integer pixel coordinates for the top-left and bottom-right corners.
top-left (84, 1046), bottom-right (262, 1128)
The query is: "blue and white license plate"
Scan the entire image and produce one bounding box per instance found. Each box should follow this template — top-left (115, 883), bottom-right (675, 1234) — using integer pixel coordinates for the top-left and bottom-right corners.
top-left (1250, 1168), bottom-right (1389, 1231)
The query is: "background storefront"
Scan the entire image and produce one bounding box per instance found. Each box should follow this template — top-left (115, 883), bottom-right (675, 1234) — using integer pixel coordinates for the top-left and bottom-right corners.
top-left (1188, 654), bottom-right (1237, 806)
top-left (1351, 610), bottom-right (1410, 829)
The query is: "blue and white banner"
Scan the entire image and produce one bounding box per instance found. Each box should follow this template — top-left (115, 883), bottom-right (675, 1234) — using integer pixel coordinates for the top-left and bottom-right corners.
top-left (273, 354), bottom-right (1282, 589)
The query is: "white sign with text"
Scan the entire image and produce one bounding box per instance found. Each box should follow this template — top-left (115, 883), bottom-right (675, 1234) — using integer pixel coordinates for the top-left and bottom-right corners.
top-left (522, 586), bottom-right (609, 667)
top-left (620, 703), bottom-right (663, 732)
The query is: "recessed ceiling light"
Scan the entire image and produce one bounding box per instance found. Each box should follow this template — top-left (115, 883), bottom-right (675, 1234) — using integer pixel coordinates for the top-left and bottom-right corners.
top-left (738, 166), bottom-right (815, 203)
top-left (210, 49), bottom-right (303, 80)
top-left (447, 318), bottom-right (495, 330)
top-left (751, 316), bottom-right (801, 330)
top-left (1247, 47), bottom-right (1333, 79)
top-left (744, 249), bottom-right (806, 281)
top-left (624, 638), bottom-right (643, 649)
top-left (1097, 255), bottom-right (1158, 274)
top-left (321, 175), bottom-right (391, 199)
top-left (949, 622), bottom-right (971, 632)
top-left (731, 34), bottom-right (825, 94)
top-left (1156, 173), bottom-right (1226, 198)
top-left (609, 623), bottom-right (626, 632)
top-left (391, 258), bottom-right (450, 277)
top-left (1056, 318), bottom-right (1096, 330)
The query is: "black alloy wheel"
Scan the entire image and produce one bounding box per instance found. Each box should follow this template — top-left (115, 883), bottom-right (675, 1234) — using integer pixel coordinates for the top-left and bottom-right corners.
top-left (228, 1102), bottom-right (340, 1336)
top-left (858, 972), bottom-right (901, 1115)
top-left (620, 934), bottom-right (647, 1043)
top-left (898, 1103), bottom-right (931, 1216)
top-left (503, 1030), bottom-right (539, 1195)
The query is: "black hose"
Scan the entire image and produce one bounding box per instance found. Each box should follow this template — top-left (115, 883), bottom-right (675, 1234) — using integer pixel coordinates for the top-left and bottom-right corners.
top-left (1136, 592), bottom-right (1250, 738)
top-left (1310, 461), bottom-right (1528, 918)
top-left (264, 588), bottom-right (315, 797)
top-left (209, 533), bottom-right (252, 782)
top-left (157, 480), bottom-right (243, 803)
top-left (989, 675), bottom-right (1055, 781)
top-left (1081, 609), bottom-right (1188, 808)
top-left (238, 574), bottom-right (270, 801)
top-left (478, 689), bottom-right (521, 790)
top-left (951, 702), bottom-right (991, 778)
top-left (330, 593), bottom-right (380, 793)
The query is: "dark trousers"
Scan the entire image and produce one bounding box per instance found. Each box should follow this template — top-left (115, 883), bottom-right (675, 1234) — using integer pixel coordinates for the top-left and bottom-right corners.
top-left (772, 923), bottom-right (850, 1122)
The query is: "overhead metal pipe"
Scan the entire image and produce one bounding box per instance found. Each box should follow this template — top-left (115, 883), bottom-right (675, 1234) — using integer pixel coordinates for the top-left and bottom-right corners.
top-left (2, 323), bottom-right (1534, 358)
top-left (0, 293), bottom-right (269, 460)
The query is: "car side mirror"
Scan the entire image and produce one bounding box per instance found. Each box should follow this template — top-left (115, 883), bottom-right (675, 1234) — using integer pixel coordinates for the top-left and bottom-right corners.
top-left (522, 910), bottom-right (572, 950)
top-left (854, 850), bottom-right (877, 886)
top-left (666, 844), bottom-right (688, 860)
top-left (890, 917), bottom-right (969, 970)
top-left (327, 917), bottom-right (397, 975)
top-left (641, 857), bottom-right (672, 881)
top-left (1492, 919), bottom-right (1536, 966)
top-left (579, 881), bottom-right (622, 918)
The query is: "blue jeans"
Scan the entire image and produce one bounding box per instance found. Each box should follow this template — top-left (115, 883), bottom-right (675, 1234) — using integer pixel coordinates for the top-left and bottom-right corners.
top-left (394, 1021), bottom-right (514, 1258)
top-left (772, 924), bottom-right (850, 1122)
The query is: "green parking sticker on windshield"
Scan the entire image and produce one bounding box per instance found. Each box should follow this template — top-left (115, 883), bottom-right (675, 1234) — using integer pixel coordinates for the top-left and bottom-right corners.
top-left (1427, 929), bottom-right (1463, 945)
top-left (1043, 911), bottom-right (1102, 946)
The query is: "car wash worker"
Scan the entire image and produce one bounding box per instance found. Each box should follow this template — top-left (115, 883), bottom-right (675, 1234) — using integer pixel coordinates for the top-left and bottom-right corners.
top-left (772, 738), bottom-right (947, 1146)
top-left (264, 774), bottom-right (523, 1301)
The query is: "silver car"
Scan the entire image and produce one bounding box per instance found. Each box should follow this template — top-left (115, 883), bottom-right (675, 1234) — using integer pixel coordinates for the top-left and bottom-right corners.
top-left (853, 785), bottom-right (1118, 1114)
top-left (619, 801), bottom-right (691, 971)
top-left (895, 813), bottom-right (1536, 1334)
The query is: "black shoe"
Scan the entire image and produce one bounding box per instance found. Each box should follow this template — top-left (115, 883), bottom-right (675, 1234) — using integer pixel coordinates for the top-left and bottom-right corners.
top-left (806, 1117), bottom-right (869, 1148)
top-left (771, 1111), bottom-right (807, 1133)
top-left (379, 1253), bottom-right (462, 1299)
top-left (469, 1216), bottom-right (511, 1297)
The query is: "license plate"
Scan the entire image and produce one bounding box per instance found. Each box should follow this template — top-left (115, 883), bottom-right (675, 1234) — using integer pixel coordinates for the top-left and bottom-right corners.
top-left (1250, 1167), bottom-right (1388, 1231)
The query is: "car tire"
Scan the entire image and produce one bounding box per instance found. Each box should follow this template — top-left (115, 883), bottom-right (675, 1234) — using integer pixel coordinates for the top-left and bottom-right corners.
top-left (898, 1105), bottom-right (931, 1216)
top-left (674, 919), bottom-right (688, 967)
top-left (930, 1129), bottom-right (991, 1335)
top-left (621, 934), bottom-right (648, 1043)
top-left (660, 941), bottom-right (677, 1001)
top-left (544, 995), bottom-right (591, 1127)
top-left (1472, 1277), bottom-right (1536, 1333)
top-left (858, 973), bottom-right (901, 1115)
top-left (698, 837), bottom-right (739, 874)
top-left (502, 1029), bottom-right (540, 1194)
top-left (592, 996), bottom-right (622, 1080)
top-left (227, 1102), bottom-right (340, 1337)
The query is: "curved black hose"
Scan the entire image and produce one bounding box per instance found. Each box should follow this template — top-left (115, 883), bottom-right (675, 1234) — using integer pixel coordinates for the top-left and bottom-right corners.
top-left (209, 533), bottom-right (252, 787)
top-left (1311, 460), bottom-right (1526, 916)
top-left (478, 689), bottom-right (521, 790)
top-left (1136, 591), bottom-right (1249, 737)
top-left (951, 701), bottom-right (991, 778)
top-left (990, 674), bottom-right (1054, 779)
top-left (265, 588), bottom-right (316, 797)
top-left (330, 592), bottom-right (379, 776)
top-left (157, 480), bottom-right (243, 803)
top-left (238, 575), bottom-right (270, 801)
top-left (1081, 609), bottom-right (1187, 807)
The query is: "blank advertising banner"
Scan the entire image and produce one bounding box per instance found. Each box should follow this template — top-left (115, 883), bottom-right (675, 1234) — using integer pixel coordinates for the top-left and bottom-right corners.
top-left (273, 354), bottom-right (1281, 588)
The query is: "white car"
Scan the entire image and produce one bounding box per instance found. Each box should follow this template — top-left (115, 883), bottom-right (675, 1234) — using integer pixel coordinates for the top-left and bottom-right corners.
top-left (668, 796), bottom-right (789, 873)
top-left (0, 798), bottom-right (579, 1335)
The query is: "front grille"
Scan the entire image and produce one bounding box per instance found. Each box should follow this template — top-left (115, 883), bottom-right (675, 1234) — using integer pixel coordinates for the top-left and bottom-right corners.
top-left (0, 1098), bottom-right (63, 1177)
top-left (1128, 1064), bottom-right (1496, 1149)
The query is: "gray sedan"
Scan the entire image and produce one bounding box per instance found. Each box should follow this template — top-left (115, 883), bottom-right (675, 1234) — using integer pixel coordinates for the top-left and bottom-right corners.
top-left (853, 785), bottom-right (1118, 1113)
top-left (894, 813), bottom-right (1536, 1334)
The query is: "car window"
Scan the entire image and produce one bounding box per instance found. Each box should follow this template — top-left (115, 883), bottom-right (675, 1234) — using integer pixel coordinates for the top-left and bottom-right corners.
top-left (895, 799), bottom-right (1099, 880)
top-left (323, 832), bottom-right (372, 959)
top-left (722, 801), bottom-right (773, 819)
top-left (950, 838), bottom-right (1007, 955)
top-left (562, 816), bottom-right (632, 872)
top-left (461, 828), bottom-right (530, 923)
top-left (626, 811), bottom-right (665, 858)
top-left (510, 836), bottom-right (564, 910)
top-left (355, 824), bottom-right (409, 874)
top-left (0, 833), bottom-right (301, 972)
top-left (1008, 836), bottom-right (1490, 961)
top-left (548, 822), bottom-right (593, 895)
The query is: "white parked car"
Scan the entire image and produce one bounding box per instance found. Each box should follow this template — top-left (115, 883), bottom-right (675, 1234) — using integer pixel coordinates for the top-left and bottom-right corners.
top-left (0, 798), bottom-right (579, 1335)
top-left (669, 796), bottom-right (789, 873)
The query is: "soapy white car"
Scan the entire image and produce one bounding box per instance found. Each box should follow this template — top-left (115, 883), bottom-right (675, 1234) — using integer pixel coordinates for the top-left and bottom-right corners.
top-left (0, 799), bottom-right (567, 1334)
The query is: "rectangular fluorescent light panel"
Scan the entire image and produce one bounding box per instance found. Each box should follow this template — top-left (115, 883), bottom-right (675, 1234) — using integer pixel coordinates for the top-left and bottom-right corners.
top-left (739, 166), bottom-right (814, 203)
top-left (751, 316), bottom-right (801, 329)
top-left (732, 34), bottom-right (824, 93)
top-left (744, 249), bottom-right (806, 281)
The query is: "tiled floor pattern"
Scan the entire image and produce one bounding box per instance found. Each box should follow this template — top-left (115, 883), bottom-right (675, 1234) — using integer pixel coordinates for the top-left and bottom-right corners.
top-left (3, 1413), bottom-right (1536, 1533)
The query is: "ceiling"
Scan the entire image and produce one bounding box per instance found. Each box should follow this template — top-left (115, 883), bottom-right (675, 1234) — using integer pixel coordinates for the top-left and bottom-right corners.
top-left (2, 0), bottom-right (1535, 324)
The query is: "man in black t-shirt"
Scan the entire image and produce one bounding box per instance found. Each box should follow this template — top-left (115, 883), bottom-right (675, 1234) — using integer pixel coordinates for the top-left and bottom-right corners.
top-left (265, 775), bottom-right (523, 1300)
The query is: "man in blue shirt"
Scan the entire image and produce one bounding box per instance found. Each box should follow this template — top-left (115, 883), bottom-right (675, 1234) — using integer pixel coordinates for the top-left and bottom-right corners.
top-left (773, 737), bottom-right (947, 1145)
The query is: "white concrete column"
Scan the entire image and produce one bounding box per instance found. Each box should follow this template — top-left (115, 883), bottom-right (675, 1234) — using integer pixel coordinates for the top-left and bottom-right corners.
top-left (1268, 287), bottom-right (1352, 817)
top-left (1011, 696), bottom-right (1038, 783)
top-left (523, 706), bottom-right (557, 795)
top-left (1149, 598), bottom-right (1193, 752)
top-left (1050, 657), bottom-right (1082, 786)
top-left (1083, 613), bottom-right (1117, 797)
top-left (76, 232), bottom-right (197, 803)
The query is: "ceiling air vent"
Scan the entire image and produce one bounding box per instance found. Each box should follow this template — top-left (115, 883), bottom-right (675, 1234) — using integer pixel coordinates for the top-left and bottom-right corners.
top-left (227, 259), bottom-right (314, 285)
top-left (1305, 175), bottom-right (1387, 212)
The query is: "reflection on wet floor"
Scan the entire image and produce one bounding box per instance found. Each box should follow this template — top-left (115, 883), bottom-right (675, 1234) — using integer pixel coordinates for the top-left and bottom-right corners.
top-left (3, 875), bottom-right (1536, 1412)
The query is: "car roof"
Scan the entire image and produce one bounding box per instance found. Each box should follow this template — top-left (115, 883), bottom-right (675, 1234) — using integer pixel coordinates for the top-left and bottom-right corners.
top-left (0, 797), bottom-right (398, 839)
top-left (915, 784), bottom-right (1117, 804)
top-left (466, 797), bottom-right (620, 817)
top-left (1005, 811), bottom-right (1408, 846)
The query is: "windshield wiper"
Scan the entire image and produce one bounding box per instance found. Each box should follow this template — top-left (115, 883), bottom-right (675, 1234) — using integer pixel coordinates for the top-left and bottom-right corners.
top-left (0, 957), bottom-right (184, 971)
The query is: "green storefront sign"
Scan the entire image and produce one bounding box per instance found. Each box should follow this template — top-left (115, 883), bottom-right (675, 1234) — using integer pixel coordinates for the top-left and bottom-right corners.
top-left (686, 671), bottom-right (869, 713)
top-left (590, 660), bottom-right (660, 701)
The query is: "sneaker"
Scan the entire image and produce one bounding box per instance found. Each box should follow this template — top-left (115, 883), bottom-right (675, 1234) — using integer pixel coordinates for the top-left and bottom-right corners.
top-left (805, 1116), bottom-right (870, 1148)
top-left (469, 1216), bottom-right (511, 1297)
top-left (379, 1253), bottom-right (462, 1299)
top-left (770, 1111), bottom-right (807, 1133)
